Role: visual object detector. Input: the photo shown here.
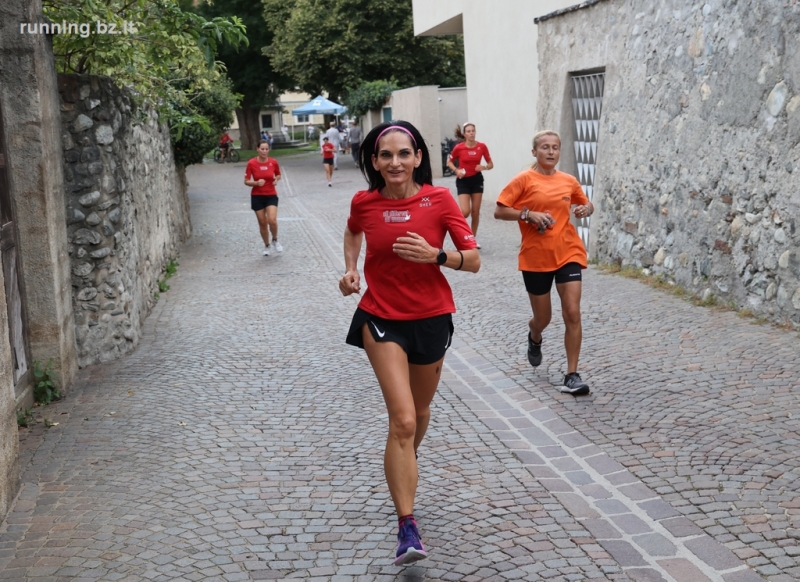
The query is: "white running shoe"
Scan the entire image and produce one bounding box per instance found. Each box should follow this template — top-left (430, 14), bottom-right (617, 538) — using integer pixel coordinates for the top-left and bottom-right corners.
top-left (476, 240), bottom-right (482, 249)
top-left (263, 245), bottom-right (271, 256)
top-left (273, 240), bottom-right (284, 252)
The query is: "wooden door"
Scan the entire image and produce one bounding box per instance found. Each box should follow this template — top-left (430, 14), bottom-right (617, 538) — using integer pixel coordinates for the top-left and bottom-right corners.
top-left (0, 99), bottom-right (31, 396)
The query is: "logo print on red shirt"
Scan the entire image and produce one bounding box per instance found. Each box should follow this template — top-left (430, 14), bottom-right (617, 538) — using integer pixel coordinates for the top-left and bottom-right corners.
top-left (383, 210), bottom-right (411, 223)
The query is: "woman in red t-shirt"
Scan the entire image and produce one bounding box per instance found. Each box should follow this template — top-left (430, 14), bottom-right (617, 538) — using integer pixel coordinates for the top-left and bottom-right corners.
top-left (446, 122), bottom-right (493, 247)
top-left (494, 130), bottom-right (594, 396)
top-left (321, 136), bottom-right (335, 186)
top-left (243, 140), bottom-right (282, 255)
top-left (339, 121), bottom-right (480, 567)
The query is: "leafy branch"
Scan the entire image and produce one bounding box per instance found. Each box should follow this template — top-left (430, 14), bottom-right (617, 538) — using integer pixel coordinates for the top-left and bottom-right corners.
top-left (343, 80), bottom-right (397, 118)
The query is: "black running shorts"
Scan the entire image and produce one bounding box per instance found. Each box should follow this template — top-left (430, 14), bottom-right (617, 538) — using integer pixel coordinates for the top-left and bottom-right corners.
top-left (346, 308), bottom-right (454, 365)
top-left (455, 173), bottom-right (484, 195)
top-left (323, 158), bottom-right (334, 165)
top-left (251, 195), bottom-right (278, 211)
top-left (522, 262), bottom-right (583, 296)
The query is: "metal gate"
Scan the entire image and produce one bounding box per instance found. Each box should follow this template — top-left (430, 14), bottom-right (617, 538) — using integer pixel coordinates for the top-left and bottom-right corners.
top-left (0, 98), bottom-right (31, 395)
top-left (571, 72), bottom-right (605, 247)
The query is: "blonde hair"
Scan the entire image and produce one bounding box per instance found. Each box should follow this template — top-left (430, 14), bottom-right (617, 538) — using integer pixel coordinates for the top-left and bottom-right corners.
top-left (530, 130), bottom-right (561, 170)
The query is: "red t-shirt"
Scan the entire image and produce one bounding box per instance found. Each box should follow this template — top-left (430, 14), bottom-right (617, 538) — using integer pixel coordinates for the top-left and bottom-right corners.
top-left (449, 142), bottom-right (492, 178)
top-left (496, 169), bottom-right (589, 272)
top-left (322, 142), bottom-right (335, 159)
top-left (346, 184), bottom-right (477, 320)
top-left (220, 133), bottom-right (233, 145)
top-left (244, 157), bottom-right (281, 196)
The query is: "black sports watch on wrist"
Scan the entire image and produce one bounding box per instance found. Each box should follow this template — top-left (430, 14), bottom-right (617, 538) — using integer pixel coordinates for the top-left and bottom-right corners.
top-left (436, 248), bottom-right (447, 265)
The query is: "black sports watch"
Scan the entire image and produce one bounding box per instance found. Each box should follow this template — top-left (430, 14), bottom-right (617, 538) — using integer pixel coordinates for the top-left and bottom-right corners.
top-left (436, 248), bottom-right (447, 265)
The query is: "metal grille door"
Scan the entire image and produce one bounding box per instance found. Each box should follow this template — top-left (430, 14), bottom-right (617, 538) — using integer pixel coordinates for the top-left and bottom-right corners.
top-left (571, 73), bottom-right (604, 247)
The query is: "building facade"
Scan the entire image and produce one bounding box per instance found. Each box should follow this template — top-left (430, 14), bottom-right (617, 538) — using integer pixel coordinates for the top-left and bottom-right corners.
top-left (411, 0), bottom-right (577, 195)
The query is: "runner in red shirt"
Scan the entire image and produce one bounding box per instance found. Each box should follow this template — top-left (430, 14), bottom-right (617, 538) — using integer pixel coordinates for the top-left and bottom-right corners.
top-left (494, 130), bottom-right (594, 396)
top-left (446, 122), bottom-right (493, 247)
top-left (321, 136), bottom-right (335, 186)
top-left (339, 121), bottom-right (480, 567)
top-left (243, 140), bottom-right (283, 255)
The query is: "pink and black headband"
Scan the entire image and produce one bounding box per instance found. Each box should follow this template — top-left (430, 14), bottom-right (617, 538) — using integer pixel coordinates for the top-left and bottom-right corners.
top-left (374, 125), bottom-right (417, 151)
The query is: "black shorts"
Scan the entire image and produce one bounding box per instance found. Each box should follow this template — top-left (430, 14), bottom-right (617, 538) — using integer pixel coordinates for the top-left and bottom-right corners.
top-left (323, 158), bottom-right (334, 165)
top-left (251, 195), bottom-right (278, 211)
top-left (455, 173), bottom-right (484, 195)
top-left (345, 308), bottom-right (454, 365)
top-left (522, 262), bottom-right (583, 296)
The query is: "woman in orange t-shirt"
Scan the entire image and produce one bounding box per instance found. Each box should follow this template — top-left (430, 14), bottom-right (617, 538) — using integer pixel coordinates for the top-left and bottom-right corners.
top-left (494, 130), bottom-right (594, 396)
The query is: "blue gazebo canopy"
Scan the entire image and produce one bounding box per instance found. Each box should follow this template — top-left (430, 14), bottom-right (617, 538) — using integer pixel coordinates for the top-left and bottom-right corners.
top-left (292, 95), bottom-right (347, 116)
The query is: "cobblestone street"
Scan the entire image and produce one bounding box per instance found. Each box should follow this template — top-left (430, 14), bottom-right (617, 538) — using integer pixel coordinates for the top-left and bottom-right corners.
top-left (1, 152), bottom-right (799, 581)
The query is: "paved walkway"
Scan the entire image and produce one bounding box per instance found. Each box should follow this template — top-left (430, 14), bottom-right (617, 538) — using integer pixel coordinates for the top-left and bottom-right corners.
top-left (1, 153), bottom-right (798, 581)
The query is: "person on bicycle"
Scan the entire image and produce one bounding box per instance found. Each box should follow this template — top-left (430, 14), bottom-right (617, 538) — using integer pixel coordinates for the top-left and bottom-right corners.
top-left (219, 130), bottom-right (234, 163)
top-left (446, 123), bottom-right (493, 248)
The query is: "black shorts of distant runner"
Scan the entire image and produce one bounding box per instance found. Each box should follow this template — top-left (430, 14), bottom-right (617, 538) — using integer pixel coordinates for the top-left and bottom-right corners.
top-left (455, 173), bottom-right (484, 195)
top-left (251, 195), bottom-right (278, 211)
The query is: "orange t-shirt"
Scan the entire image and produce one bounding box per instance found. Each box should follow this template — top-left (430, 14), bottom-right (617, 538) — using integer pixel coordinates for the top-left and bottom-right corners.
top-left (497, 169), bottom-right (589, 272)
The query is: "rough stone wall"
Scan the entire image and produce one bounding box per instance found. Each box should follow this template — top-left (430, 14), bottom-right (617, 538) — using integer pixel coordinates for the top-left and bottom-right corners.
top-left (537, 0), bottom-right (800, 328)
top-left (58, 75), bottom-right (191, 366)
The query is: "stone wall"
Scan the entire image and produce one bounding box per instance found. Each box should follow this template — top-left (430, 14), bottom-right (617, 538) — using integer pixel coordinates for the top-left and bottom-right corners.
top-left (536, 0), bottom-right (800, 328)
top-left (0, 0), bottom-right (77, 402)
top-left (58, 75), bottom-right (191, 366)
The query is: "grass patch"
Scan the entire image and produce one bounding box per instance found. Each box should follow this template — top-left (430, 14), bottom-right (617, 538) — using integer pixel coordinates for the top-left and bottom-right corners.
top-left (241, 145), bottom-right (320, 160)
top-left (17, 408), bottom-right (34, 428)
top-left (158, 258), bottom-right (179, 294)
top-left (207, 144), bottom-right (319, 162)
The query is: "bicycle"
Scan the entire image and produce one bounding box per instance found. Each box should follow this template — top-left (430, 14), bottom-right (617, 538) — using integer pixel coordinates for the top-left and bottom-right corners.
top-left (213, 145), bottom-right (240, 163)
top-left (441, 138), bottom-right (457, 177)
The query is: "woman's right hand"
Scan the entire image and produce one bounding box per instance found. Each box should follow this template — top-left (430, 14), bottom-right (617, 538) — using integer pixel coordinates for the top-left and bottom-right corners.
top-left (339, 270), bottom-right (361, 296)
top-left (527, 211), bottom-right (555, 230)
top-left (256, 179), bottom-right (266, 187)
top-left (457, 168), bottom-right (466, 178)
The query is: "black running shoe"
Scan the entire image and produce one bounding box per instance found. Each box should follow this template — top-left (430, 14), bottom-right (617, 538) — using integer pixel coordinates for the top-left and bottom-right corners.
top-left (527, 333), bottom-right (542, 367)
top-left (562, 372), bottom-right (590, 396)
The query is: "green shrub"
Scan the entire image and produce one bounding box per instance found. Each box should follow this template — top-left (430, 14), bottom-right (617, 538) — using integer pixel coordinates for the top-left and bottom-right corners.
top-left (33, 359), bottom-right (60, 405)
top-left (343, 81), bottom-right (397, 119)
top-left (17, 409), bottom-right (34, 428)
top-left (168, 79), bottom-right (240, 167)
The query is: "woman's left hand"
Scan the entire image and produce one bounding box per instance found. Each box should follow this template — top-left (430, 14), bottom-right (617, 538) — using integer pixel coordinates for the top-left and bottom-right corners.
top-left (574, 204), bottom-right (592, 219)
top-left (393, 232), bottom-right (436, 263)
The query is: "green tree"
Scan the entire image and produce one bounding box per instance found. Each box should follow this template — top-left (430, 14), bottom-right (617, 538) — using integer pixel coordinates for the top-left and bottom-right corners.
top-left (170, 78), bottom-right (240, 166)
top-left (193, 0), bottom-right (295, 150)
top-left (262, 0), bottom-right (466, 102)
top-left (43, 0), bottom-right (247, 166)
top-left (343, 80), bottom-right (397, 118)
